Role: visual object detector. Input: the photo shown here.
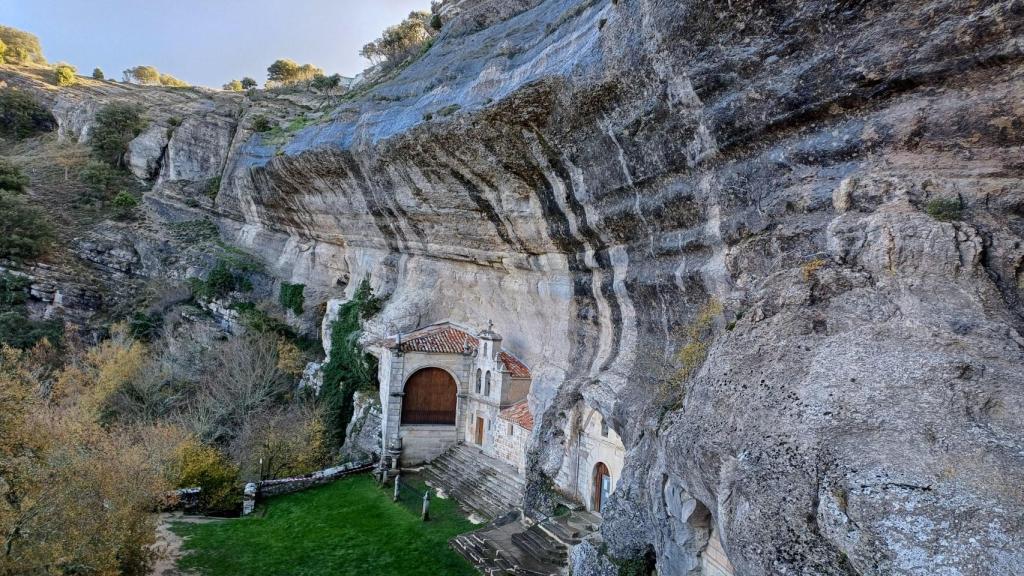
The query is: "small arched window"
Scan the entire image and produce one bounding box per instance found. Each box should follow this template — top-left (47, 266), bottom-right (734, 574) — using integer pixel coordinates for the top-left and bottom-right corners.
top-left (484, 371), bottom-right (491, 396)
top-left (600, 417), bottom-right (609, 438)
top-left (475, 368), bottom-right (482, 394)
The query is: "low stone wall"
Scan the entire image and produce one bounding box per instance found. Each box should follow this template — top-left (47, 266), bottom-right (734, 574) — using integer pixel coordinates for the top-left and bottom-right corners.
top-left (255, 460), bottom-right (375, 499)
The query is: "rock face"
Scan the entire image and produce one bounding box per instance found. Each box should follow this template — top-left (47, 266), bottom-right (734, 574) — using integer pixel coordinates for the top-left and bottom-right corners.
top-left (8, 0), bottom-right (1024, 574)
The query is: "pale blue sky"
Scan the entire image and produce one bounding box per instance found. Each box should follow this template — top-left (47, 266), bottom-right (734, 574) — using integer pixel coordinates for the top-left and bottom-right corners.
top-left (1, 0), bottom-right (429, 87)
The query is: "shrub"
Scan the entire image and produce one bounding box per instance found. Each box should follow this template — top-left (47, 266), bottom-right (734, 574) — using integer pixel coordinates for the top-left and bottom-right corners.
top-left (158, 73), bottom-right (188, 88)
top-left (0, 191), bottom-right (55, 261)
top-left (54, 62), bottom-right (77, 86)
top-left (240, 77), bottom-right (257, 89)
top-left (80, 159), bottom-right (120, 198)
top-left (801, 258), bottom-right (826, 282)
top-left (189, 260), bottom-right (252, 300)
top-left (173, 439), bottom-right (241, 514)
top-left (251, 114), bottom-right (271, 132)
top-left (0, 25), bottom-right (45, 64)
top-left (925, 197), bottom-right (962, 222)
top-left (128, 310), bottom-right (163, 342)
top-left (0, 159), bottom-right (29, 192)
top-left (223, 79), bottom-right (243, 91)
top-left (90, 102), bottom-right (146, 167)
top-left (92, 67), bottom-right (104, 80)
top-left (276, 338), bottom-right (306, 377)
top-left (111, 191), bottom-right (140, 217)
top-left (0, 273), bottom-right (62, 349)
top-left (204, 176), bottom-right (221, 199)
top-left (279, 282), bottom-right (305, 315)
top-left (0, 88), bottom-right (57, 139)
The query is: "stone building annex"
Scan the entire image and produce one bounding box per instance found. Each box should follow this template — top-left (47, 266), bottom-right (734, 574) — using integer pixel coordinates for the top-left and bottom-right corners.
top-left (374, 321), bottom-right (732, 575)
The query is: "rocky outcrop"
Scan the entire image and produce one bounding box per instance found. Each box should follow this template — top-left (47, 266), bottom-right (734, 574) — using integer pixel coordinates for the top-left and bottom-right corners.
top-left (217, 1), bottom-right (1022, 574)
top-left (6, 0), bottom-right (1023, 574)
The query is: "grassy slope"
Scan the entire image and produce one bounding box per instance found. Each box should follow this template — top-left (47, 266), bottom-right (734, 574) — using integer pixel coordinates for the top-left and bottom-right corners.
top-left (171, 474), bottom-right (477, 576)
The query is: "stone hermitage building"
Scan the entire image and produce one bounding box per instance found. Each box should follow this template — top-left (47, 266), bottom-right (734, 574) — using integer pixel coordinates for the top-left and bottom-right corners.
top-left (375, 320), bottom-right (626, 515)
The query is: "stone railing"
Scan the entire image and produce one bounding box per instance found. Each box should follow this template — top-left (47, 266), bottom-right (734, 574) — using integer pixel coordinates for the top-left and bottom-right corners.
top-left (242, 459), bottom-right (376, 515)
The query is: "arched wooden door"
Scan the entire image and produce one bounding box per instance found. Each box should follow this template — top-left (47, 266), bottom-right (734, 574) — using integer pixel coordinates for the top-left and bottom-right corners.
top-left (401, 367), bottom-right (457, 425)
top-left (593, 462), bottom-right (611, 513)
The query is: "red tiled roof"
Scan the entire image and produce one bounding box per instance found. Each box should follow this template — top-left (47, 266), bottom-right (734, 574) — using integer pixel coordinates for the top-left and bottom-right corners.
top-left (498, 400), bottom-right (534, 431)
top-left (498, 352), bottom-right (530, 378)
top-left (383, 323), bottom-right (531, 378)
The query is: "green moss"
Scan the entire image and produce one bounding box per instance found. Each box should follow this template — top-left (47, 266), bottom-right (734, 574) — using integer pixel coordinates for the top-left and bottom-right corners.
top-left (279, 282), bottom-right (305, 315)
top-left (321, 279), bottom-right (382, 451)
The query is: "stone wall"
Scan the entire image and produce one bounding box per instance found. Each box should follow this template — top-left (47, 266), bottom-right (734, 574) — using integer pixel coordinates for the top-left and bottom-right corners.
top-left (256, 460), bottom-right (374, 499)
top-left (399, 426), bottom-right (459, 465)
top-left (493, 420), bottom-right (529, 474)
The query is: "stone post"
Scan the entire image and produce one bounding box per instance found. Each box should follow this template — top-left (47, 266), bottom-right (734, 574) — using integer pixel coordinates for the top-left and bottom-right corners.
top-left (421, 489), bottom-right (430, 521)
top-left (393, 474), bottom-right (401, 502)
top-left (242, 483), bottom-right (257, 516)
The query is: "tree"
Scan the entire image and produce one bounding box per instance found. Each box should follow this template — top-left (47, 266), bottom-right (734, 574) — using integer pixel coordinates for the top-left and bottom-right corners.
top-left (0, 25), bottom-right (45, 64)
top-left (0, 343), bottom-right (170, 576)
top-left (92, 67), bottom-right (104, 80)
top-left (0, 89), bottom-right (56, 139)
top-left (90, 102), bottom-right (146, 167)
top-left (54, 62), bottom-right (76, 86)
top-left (223, 79), bottom-right (243, 91)
top-left (360, 11), bottom-right (436, 68)
top-left (266, 59), bottom-right (322, 85)
top-left (0, 191), bottom-right (55, 261)
top-left (267, 58), bottom-right (299, 83)
top-left (0, 160), bottom-right (28, 192)
top-left (311, 73), bottom-right (342, 95)
top-left (240, 77), bottom-right (257, 89)
top-left (122, 65), bottom-right (160, 85)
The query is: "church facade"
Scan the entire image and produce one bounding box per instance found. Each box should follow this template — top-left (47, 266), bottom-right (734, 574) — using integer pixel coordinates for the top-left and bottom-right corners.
top-left (375, 320), bottom-right (626, 514)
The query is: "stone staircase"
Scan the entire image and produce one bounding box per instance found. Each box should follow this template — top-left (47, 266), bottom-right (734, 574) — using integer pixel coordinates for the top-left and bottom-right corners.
top-left (451, 513), bottom-right (567, 576)
top-left (423, 443), bottom-right (526, 520)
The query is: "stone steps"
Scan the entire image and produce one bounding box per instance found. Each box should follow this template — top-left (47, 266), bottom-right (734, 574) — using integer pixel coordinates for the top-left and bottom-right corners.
top-left (422, 444), bottom-right (525, 520)
top-left (511, 525), bottom-right (568, 566)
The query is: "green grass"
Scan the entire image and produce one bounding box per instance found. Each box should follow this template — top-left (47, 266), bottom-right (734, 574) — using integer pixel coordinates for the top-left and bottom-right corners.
top-left (171, 473), bottom-right (477, 576)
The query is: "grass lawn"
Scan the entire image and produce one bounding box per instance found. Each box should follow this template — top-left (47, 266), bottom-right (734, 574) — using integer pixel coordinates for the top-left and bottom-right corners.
top-left (171, 473), bottom-right (478, 576)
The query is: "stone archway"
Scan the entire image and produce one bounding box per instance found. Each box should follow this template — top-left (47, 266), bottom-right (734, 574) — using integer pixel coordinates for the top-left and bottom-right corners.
top-left (401, 367), bottom-right (457, 425)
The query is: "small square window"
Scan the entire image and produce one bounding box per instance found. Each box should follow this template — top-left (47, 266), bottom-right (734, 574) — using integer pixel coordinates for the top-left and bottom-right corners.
top-left (600, 419), bottom-right (609, 438)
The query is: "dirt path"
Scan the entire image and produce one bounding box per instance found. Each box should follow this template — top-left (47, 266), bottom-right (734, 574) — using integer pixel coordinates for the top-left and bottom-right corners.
top-left (149, 512), bottom-right (221, 576)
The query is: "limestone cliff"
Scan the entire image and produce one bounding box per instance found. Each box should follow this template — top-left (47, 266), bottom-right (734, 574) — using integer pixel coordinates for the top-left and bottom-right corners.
top-left (6, 0), bottom-right (1024, 574)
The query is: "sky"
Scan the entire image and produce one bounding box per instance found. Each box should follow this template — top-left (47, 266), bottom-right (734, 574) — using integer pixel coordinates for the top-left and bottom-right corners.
top-left (1, 0), bottom-right (430, 87)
